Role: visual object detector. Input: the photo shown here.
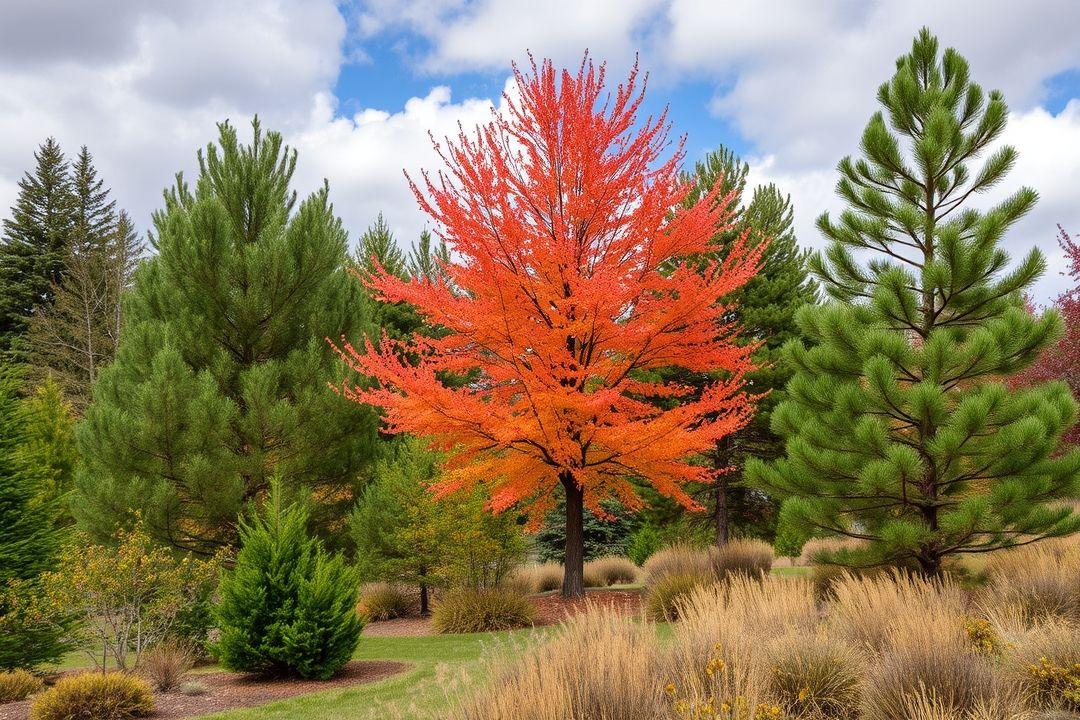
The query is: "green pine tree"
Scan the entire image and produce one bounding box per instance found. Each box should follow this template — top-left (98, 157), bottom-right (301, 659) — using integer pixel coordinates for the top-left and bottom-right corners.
top-left (646, 147), bottom-right (817, 545)
top-left (69, 146), bottom-right (117, 253)
top-left (16, 377), bottom-right (78, 525)
top-left (74, 118), bottom-right (380, 556)
top-left (216, 480), bottom-right (362, 680)
top-left (0, 138), bottom-right (74, 362)
top-left (747, 29), bottom-right (1080, 575)
top-left (353, 214), bottom-right (420, 340)
top-left (406, 229), bottom-right (450, 282)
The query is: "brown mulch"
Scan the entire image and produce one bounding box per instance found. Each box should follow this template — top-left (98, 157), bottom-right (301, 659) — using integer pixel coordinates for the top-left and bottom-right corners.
top-left (359, 588), bottom-right (645, 638)
top-left (532, 588), bottom-right (643, 626)
top-left (0, 660), bottom-right (407, 720)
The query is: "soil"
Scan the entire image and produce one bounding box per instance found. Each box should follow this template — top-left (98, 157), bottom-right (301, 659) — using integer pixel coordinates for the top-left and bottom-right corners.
top-left (0, 660), bottom-right (407, 720)
top-left (360, 587), bottom-right (645, 638)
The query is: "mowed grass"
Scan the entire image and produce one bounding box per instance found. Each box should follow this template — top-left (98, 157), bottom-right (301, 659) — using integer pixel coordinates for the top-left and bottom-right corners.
top-left (197, 629), bottom-right (552, 720)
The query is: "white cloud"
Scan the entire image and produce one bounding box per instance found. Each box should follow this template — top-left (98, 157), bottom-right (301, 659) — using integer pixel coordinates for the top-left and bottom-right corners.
top-left (289, 85), bottom-right (501, 247)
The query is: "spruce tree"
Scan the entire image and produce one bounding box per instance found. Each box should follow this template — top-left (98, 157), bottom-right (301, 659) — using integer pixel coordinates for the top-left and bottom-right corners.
top-left (406, 229), bottom-right (450, 282)
top-left (747, 29), bottom-right (1080, 575)
top-left (0, 138), bottom-right (73, 361)
top-left (27, 152), bottom-right (142, 409)
top-left (74, 119), bottom-right (380, 556)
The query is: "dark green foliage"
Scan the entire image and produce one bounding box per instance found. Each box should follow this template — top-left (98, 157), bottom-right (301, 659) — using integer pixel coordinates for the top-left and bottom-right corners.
top-left (0, 139), bottom-right (73, 362)
top-left (215, 481), bottom-right (362, 680)
top-left (407, 229), bottom-right (450, 282)
top-left (74, 118), bottom-right (379, 556)
top-left (659, 147), bottom-right (817, 545)
top-left (534, 498), bottom-right (640, 563)
top-left (748, 29), bottom-right (1080, 575)
top-left (0, 367), bottom-right (73, 669)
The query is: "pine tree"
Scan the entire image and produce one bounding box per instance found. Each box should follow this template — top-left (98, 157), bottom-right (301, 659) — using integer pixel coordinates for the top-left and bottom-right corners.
top-left (406, 229), bottom-right (450, 282)
top-left (668, 148), bottom-right (817, 546)
top-left (215, 481), bottom-right (362, 680)
top-left (74, 119), bottom-right (380, 556)
top-left (15, 377), bottom-right (78, 525)
top-left (747, 29), bottom-right (1080, 575)
top-left (0, 138), bottom-right (73, 361)
top-left (69, 146), bottom-right (116, 253)
top-left (353, 214), bottom-right (418, 340)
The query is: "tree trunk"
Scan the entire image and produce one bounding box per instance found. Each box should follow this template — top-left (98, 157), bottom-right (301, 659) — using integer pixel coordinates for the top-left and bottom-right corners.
top-left (714, 474), bottom-right (730, 548)
top-left (561, 472), bottom-right (585, 599)
top-left (917, 552), bottom-right (942, 578)
top-left (419, 582), bottom-right (430, 616)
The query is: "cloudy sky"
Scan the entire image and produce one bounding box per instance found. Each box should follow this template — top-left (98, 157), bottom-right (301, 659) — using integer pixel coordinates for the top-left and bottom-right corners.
top-left (1, 0), bottom-right (1078, 301)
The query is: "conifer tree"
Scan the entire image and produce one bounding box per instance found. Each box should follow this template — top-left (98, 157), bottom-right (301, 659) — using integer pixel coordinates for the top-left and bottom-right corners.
top-left (74, 119), bottom-right (379, 556)
top-left (747, 29), bottom-right (1080, 575)
top-left (0, 366), bottom-right (72, 669)
top-left (667, 147), bottom-right (817, 545)
top-left (0, 138), bottom-right (73, 361)
top-left (406, 229), bottom-right (450, 282)
top-left (216, 481), bottom-right (362, 680)
top-left (27, 150), bottom-right (143, 409)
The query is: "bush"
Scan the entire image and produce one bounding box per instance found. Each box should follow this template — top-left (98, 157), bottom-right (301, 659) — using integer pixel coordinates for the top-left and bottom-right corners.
top-left (981, 539), bottom-right (1080, 625)
top-left (510, 562), bottom-right (563, 593)
top-left (585, 556), bottom-right (639, 586)
top-left (140, 639), bottom-right (193, 691)
top-left (215, 482), bottom-right (363, 680)
top-left (627, 524), bottom-right (663, 566)
top-left (431, 588), bottom-right (536, 634)
top-left (642, 544), bottom-right (712, 587)
top-left (765, 633), bottom-right (861, 719)
top-left (1006, 620), bottom-right (1080, 712)
top-left (357, 583), bottom-right (412, 621)
top-left (178, 680), bottom-right (209, 696)
top-left (860, 615), bottom-right (1013, 720)
top-left (453, 608), bottom-right (670, 719)
top-left (29, 672), bottom-right (154, 720)
top-left (645, 573), bottom-right (708, 622)
top-left (712, 539), bottom-right (773, 579)
top-left (0, 668), bottom-right (43, 702)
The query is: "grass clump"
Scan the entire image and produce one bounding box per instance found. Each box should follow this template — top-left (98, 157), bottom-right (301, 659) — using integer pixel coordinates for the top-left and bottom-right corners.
top-left (645, 573), bottom-right (709, 622)
top-left (358, 583), bottom-right (413, 621)
top-left (511, 562), bottom-right (563, 593)
top-left (981, 540), bottom-right (1080, 625)
top-left (0, 668), bottom-right (43, 702)
top-left (1005, 620), bottom-right (1080, 712)
top-left (585, 556), bottom-right (639, 586)
top-left (432, 588), bottom-right (536, 634)
top-left (453, 607), bottom-right (670, 719)
top-left (642, 544), bottom-right (712, 587)
top-left (712, 539), bottom-right (774, 580)
top-left (29, 672), bottom-right (154, 720)
top-left (140, 639), bottom-right (194, 691)
top-left (765, 633), bottom-right (862, 719)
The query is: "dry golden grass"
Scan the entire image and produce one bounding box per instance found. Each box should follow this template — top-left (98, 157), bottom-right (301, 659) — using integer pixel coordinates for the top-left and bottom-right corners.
top-left (584, 556), bottom-right (640, 586)
top-left (642, 544), bottom-right (713, 587)
top-left (712, 539), bottom-right (774, 579)
top-left (828, 570), bottom-right (965, 651)
top-left (796, 537), bottom-right (865, 566)
top-left (980, 539), bottom-right (1080, 626)
top-left (509, 562), bottom-right (563, 593)
top-left (456, 536), bottom-right (1080, 720)
top-left (453, 607), bottom-right (670, 720)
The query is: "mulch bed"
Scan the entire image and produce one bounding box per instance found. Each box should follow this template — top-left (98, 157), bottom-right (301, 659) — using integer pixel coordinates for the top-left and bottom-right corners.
top-left (532, 588), bottom-right (643, 626)
top-left (360, 587), bottom-right (645, 638)
top-left (0, 660), bottom-right (407, 720)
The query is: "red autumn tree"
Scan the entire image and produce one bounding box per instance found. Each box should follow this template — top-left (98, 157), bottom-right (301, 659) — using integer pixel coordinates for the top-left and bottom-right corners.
top-left (334, 57), bottom-right (764, 597)
top-left (1010, 225), bottom-right (1080, 446)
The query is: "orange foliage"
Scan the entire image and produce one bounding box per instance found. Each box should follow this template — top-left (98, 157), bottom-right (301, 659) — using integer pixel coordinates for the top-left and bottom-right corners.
top-left (332, 56), bottom-right (764, 523)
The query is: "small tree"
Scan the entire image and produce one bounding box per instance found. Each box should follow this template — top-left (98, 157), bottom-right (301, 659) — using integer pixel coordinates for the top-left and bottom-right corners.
top-left (16, 377), bottom-right (77, 524)
top-left (747, 29), bottom-right (1080, 575)
top-left (39, 523), bottom-right (216, 671)
top-left (351, 438), bottom-right (526, 614)
top-left (334, 57), bottom-right (762, 598)
top-left (0, 367), bottom-right (72, 669)
top-left (216, 481), bottom-right (362, 680)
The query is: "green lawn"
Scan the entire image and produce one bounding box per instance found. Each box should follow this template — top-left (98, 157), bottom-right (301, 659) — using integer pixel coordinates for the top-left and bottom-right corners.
top-left (196, 629), bottom-right (551, 720)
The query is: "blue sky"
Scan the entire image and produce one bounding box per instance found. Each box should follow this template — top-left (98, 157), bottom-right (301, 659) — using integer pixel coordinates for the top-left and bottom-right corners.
top-left (0, 0), bottom-right (1078, 301)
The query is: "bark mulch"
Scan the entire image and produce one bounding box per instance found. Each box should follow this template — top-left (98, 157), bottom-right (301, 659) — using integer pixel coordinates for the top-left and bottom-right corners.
top-left (532, 588), bottom-right (643, 626)
top-left (0, 660), bottom-right (407, 720)
top-left (360, 587), bottom-right (645, 638)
